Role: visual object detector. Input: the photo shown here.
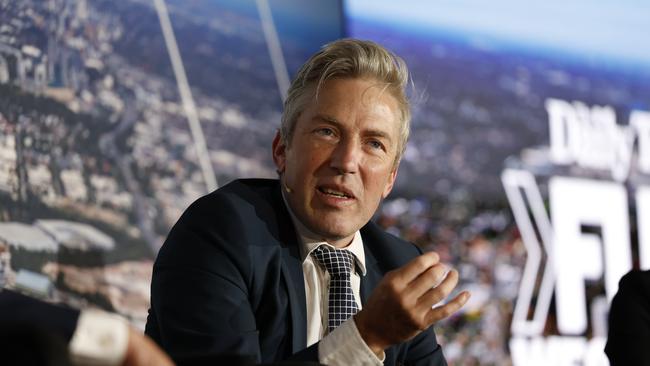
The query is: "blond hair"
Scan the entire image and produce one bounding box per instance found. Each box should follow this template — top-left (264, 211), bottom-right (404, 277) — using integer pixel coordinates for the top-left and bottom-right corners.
top-left (280, 39), bottom-right (411, 163)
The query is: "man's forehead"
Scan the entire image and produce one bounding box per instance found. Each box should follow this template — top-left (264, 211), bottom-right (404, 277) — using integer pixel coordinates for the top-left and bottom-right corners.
top-left (310, 81), bottom-right (399, 121)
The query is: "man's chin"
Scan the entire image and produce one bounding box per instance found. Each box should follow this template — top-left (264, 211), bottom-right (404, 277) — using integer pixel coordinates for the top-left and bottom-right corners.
top-left (307, 221), bottom-right (360, 247)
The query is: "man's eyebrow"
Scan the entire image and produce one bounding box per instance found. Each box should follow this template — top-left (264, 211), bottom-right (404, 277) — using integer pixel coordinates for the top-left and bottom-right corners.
top-left (312, 114), bottom-right (341, 125)
top-left (365, 129), bottom-right (392, 142)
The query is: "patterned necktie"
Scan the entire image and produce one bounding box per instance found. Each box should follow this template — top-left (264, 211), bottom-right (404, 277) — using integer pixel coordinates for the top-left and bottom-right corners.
top-left (311, 245), bottom-right (359, 332)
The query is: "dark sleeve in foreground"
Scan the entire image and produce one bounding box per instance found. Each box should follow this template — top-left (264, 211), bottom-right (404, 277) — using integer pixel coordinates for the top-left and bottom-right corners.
top-left (605, 270), bottom-right (650, 366)
top-left (0, 289), bottom-right (79, 341)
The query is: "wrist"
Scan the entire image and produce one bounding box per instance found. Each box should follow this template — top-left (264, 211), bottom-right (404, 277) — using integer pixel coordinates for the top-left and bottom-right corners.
top-left (353, 313), bottom-right (387, 356)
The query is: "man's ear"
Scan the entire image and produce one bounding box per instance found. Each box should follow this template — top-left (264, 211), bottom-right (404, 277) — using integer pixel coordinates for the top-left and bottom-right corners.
top-left (272, 130), bottom-right (287, 174)
top-left (381, 165), bottom-right (399, 199)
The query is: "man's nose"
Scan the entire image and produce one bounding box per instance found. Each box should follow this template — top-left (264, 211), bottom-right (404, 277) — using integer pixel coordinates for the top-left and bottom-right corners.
top-left (330, 138), bottom-right (361, 174)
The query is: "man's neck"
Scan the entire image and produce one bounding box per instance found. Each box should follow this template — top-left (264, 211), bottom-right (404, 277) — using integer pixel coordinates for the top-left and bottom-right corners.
top-left (326, 235), bottom-right (354, 248)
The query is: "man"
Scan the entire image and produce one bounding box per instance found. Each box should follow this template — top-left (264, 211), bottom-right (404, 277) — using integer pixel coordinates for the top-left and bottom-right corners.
top-left (145, 39), bottom-right (469, 365)
top-left (0, 288), bottom-right (173, 366)
top-left (605, 269), bottom-right (650, 365)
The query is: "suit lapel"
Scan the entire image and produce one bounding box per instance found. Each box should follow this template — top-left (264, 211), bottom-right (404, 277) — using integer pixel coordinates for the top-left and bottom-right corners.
top-left (280, 244), bottom-right (307, 352)
top-left (360, 241), bottom-right (382, 304)
top-left (270, 182), bottom-right (307, 353)
top-left (360, 223), bottom-right (384, 303)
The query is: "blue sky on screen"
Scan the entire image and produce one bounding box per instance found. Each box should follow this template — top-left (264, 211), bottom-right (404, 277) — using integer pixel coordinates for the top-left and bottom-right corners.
top-left (346, 0), bottom-right (650, 67)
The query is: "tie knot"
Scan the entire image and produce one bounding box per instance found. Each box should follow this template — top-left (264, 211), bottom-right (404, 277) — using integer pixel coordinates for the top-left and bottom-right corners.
top-left (311, 245), bottom-right (356, 277)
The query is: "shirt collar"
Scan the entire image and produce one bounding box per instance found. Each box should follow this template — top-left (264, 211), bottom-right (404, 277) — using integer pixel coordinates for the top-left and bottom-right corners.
top-left (281, 189), bottom-right (367, 276)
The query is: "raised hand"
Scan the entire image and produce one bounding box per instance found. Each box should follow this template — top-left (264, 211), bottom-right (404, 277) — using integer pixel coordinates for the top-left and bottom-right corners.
top-left (354, 251), bottom-right (470, 355)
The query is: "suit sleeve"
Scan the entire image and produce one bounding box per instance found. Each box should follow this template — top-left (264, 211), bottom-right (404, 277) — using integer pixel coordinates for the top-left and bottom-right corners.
top-left (399, 325), bottom-right (447, 366)
top-left (146, 215), bottom-right (263, 363)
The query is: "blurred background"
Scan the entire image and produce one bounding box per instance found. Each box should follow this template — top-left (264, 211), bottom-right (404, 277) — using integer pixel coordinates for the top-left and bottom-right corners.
top-left (0, 0), bottom-right (648, 364)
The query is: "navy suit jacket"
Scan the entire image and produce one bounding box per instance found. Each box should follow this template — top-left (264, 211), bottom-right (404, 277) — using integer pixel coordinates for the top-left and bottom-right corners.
top-left (145, 179), bottom-right (447, 365)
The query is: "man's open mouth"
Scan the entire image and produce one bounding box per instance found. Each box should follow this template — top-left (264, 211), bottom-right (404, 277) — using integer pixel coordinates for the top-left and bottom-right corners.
top-left (317, 186), bottom-right (354, 199)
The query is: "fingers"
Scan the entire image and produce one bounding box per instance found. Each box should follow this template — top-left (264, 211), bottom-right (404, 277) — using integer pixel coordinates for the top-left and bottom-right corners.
top-left (407, 263), bottom-right (450, 298)
top-left (392, 251), bottom-right (440, 284)
top-left (425, 290), bottom-right (471, 325)
top-left (358, 253), bottom-right (469, 349)
top-left (416, 268), bottom-right (459, 309)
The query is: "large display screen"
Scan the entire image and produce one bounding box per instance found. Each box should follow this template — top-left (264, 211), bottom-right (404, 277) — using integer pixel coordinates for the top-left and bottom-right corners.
top-left (346, 0), bottom-right (650, 364)
top-left (2, 0), bottom-right (650, 364)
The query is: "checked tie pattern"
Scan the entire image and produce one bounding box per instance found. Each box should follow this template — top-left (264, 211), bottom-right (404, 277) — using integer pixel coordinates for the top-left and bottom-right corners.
top-left (312, 245), bottom-right (359, 332)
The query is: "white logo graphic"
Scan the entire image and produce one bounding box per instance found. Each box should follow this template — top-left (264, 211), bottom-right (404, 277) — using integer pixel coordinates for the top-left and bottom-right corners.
top-left (501, 98), bottom-right (650, 365)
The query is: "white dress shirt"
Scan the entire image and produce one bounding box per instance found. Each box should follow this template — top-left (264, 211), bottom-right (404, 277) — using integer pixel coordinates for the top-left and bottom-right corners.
top-left (286, 201), bottom-right (384, 366)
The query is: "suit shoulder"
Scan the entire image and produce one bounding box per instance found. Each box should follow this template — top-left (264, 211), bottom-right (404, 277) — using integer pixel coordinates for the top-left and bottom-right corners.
top-left (158, 178), bottom-right (286, 261)
top-left (381, 228), bottom-right (422, 256)
top-left (186, 178), bottom-right (277, 212)
top-left (177, 178), bottom-right (279, 227)
top-left (155, 179), bottom-right (280, 270)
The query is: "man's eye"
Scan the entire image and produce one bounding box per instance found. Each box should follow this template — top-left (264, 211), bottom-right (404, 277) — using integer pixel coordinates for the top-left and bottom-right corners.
top-left (315, 128), bottom-right (334, 136)
top-left (368, 140), bottom-right (384, 150)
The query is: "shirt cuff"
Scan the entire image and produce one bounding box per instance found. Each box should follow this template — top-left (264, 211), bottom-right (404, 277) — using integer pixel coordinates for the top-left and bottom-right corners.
top-left (68, 309), bottom-right (130, 366)
top-left (319, 318), bottom-right (385, 366)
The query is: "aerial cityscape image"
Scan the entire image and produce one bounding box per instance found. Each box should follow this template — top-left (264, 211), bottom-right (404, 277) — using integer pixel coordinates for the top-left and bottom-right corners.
top-left (0, 0), bottom-right (341, 328)
top-left (2, 0), bottom-right (650, 364)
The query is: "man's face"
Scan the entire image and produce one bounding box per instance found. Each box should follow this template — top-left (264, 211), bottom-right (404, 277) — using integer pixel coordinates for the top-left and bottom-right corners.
top-left (273, 77), bottom-right (401, 247)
